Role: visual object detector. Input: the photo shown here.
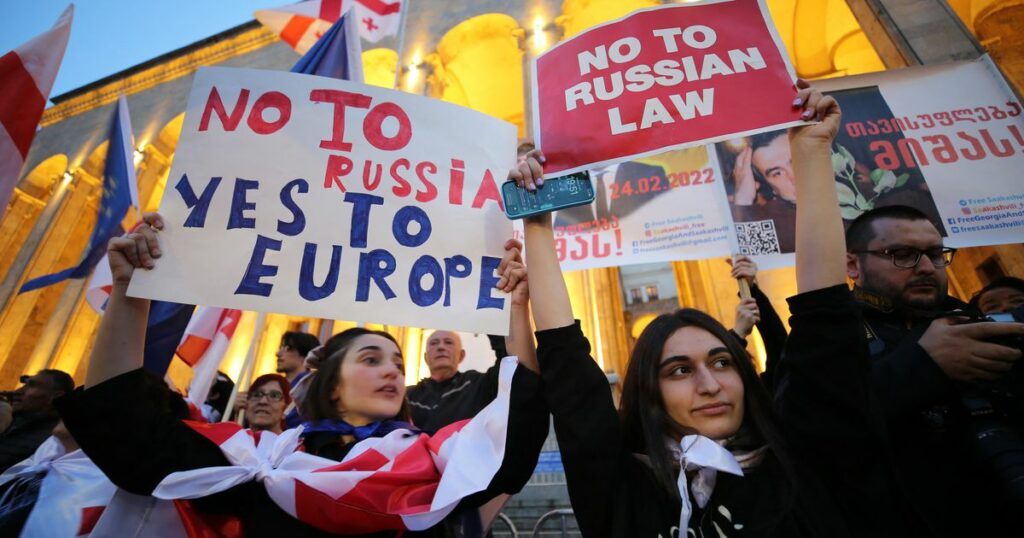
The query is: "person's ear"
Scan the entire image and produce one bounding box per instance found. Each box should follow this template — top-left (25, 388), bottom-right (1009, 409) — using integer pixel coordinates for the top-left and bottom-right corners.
top-left (846, 253), bottom-right (860, 280)
top-left (458, 349), bottom-right (466, 363)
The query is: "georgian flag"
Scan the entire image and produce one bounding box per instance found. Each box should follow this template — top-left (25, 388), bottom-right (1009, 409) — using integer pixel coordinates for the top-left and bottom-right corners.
top-left (145, 357), bottom-right (520, 534)
top-left (0, 437), bottom-right (117, 537)
top-left (0, 5), bottom-right (72, 219)
top-left (255, 0), bottom-right (403, 52)
top-left (181, 307), bottom-right (242, 412)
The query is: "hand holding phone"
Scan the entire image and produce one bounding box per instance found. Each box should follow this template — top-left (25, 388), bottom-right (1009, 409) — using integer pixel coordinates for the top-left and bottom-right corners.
top-left (502, 171), bottom-right (596, 220)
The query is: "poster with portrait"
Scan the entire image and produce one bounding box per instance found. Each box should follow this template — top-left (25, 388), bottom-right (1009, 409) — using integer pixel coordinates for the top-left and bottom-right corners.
top-left (715, 56), bottom-right (1024, 268)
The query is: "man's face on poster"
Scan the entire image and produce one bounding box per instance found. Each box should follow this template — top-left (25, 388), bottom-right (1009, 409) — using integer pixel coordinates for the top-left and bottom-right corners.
top-left (751, 134), bottom-right (797, 203)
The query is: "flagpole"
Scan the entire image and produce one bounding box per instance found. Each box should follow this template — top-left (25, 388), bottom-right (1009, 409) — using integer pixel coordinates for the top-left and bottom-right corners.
top-left (392, 0), bottom-right (410, 90)
top-left (223, 311), bottom-right (266, 423)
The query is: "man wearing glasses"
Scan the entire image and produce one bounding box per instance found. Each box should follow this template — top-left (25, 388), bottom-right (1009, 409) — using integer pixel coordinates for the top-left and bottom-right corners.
top-left (844, 205), bottom-right (1024, 537)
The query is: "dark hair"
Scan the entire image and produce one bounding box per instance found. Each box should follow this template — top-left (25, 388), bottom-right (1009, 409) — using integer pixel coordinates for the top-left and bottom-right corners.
top-left (249, 373), bottom-right (292, 405)
top-left (746, 130), bottom-right (788, 200)
top-left (749, 130), bottom-right (786, 154)
top-left (618, 309), bottom-right (797, 504)
top-left (38, 369), bottom-right (74, 396)
top-left (281, 331), bottom-right (320, 358)
top-left (205, 371), bottom-right (235, 417)
top-left (301, 328), bottom-right (410, 423)
top-left (844, 205), bottom-right (933, 252)
top-left (970, 276), bottom-right (1024, 309)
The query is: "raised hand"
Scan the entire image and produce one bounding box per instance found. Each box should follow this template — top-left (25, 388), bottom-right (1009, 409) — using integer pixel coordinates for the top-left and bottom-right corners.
top-left (789, 78), bottom-right (841, 146)
top-left (509, 147), bottom-right (546, 191)
top-left (496, 238), bottom-right (526, 297)
top-left (108, 213), bottom-right (164, 285)
top-left (733, 298), bottom-right (761, 338)
top-left (728, 255), bottom-right (758, 287)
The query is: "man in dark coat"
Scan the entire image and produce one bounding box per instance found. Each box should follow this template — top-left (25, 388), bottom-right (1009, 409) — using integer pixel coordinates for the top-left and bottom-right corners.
top-left (0, 369), bottom-right (73, 471)
top-left (406, 330), bottom-right (508, 435)
top-left (845, 205), bottom-right (1024, 537)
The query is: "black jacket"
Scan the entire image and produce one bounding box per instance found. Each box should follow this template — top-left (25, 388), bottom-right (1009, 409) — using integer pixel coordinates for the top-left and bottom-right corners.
top-left (539, 285), bottom-right (878, 537)
top-left (407, 335), bottom-right (507, 435)
top-left (858, 291), bottom-right (1021, 536)
top-left (0, 410), bottom-right (60, 473)
top-left (57, 366), bottom-right (548, 537)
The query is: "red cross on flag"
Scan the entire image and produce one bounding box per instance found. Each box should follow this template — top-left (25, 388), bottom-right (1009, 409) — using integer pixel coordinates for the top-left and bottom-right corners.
top-left (255, 0), bottom-right (403, 53)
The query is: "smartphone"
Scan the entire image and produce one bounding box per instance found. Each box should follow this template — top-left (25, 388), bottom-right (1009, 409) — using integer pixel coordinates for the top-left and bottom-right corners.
top-left (502, 171), bottom-right (596, 220)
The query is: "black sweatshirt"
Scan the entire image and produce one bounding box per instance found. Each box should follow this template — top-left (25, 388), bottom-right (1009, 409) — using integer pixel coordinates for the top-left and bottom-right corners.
top-left (539, 285), bottom-right (905, 537)
top-left (56, 365), bottom-right (548, 537)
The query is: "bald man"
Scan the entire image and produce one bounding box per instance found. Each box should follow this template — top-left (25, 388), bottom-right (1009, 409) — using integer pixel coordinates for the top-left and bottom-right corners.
top-left (406, 330), bottom-right (508, 434)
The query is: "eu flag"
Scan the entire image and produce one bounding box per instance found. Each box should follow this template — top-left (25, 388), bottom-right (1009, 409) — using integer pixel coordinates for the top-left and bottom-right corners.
top-left (21, 96), bottom-right (135, 293)
top-left (291, 10), bottom-right (364, 81)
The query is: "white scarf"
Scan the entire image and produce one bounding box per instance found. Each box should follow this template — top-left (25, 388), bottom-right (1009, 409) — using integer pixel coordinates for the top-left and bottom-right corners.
top-left (668, 435), bottom-right (744, 532)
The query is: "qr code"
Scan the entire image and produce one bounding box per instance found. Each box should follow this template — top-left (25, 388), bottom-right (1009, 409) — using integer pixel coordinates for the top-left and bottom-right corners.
top-left (735, 220), bottom-right (781, 255)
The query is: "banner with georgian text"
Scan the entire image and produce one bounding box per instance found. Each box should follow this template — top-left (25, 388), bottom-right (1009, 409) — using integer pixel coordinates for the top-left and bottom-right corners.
top-left (527, 56), bottom-right (1024, 272)
top-left (714, 57), bottom-right (1024, 268)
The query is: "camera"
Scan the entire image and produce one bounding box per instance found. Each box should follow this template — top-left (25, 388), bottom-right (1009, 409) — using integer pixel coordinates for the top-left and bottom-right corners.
top-left (954, 304), bottom-right (1024, 505)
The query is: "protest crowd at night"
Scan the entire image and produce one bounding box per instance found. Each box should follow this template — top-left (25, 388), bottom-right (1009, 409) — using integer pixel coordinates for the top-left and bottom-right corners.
top-left (1, 1), bottom-right (1024, 536)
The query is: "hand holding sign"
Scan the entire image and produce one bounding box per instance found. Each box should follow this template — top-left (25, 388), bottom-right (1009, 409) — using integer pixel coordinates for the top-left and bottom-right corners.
top-left (109, 214), bottom-right (165, 284)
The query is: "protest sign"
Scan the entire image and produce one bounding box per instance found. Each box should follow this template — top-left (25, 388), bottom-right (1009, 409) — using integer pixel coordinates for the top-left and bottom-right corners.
top-left (715, 56), bottom-right (1024, 268)
top-left (129, 67), bottom-right (517, 334)
top-left (512, 146), bottom-right (735, 271)
top-left (532, 0), bottom-right (805, 176)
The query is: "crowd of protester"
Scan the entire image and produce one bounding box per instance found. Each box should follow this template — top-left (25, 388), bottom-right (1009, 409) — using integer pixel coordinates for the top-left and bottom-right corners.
top-left (0, 84), bottom-right (1022, 537)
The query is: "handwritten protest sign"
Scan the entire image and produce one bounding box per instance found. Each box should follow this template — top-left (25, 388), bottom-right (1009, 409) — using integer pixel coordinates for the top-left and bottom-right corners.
top-left (532, 0), bottom-right (806, 176)
top-left (129, 67), bottom-right (517, 334)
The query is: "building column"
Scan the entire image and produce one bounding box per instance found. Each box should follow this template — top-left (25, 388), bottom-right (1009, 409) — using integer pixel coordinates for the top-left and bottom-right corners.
top-left (0, 171), bottom-right (100, 386)
top-left (846, 0), bottom-right (984, 66)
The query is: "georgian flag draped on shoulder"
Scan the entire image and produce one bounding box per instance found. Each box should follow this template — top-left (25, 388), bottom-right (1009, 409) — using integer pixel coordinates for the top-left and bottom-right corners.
top-left (147, 357), bottom-right (520, 534)
top-left (255, 0), bottom-right (402, 53)
top-left (0, 4), bottom-right (72, 219)
top-left (0, 437), bottom-right (118, 537)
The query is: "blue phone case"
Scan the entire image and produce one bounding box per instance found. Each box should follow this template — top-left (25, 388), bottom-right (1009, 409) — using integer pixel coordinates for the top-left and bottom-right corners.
top-left (502, 171), bottom-right (596, 220)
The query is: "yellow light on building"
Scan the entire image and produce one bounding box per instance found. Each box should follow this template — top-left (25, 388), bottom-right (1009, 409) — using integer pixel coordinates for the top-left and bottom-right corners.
top-left (532, 16), bottom-right (548, 52)
top-left (404, 51), bottom-right (423, 92)
top-left (133, 144), bottom-right (146, 166)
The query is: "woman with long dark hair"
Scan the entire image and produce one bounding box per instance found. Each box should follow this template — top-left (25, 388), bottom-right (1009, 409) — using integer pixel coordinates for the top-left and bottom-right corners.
top-left (512, 83), bottom-right (887, 537)
top-left (55, 227), bottom-right (546, 536)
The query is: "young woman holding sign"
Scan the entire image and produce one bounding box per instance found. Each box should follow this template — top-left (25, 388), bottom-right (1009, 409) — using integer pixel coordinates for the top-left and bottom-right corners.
top-left (513, 83), bottom-right (891, 537)
top-left (54, 222), bottom-right (547, 536)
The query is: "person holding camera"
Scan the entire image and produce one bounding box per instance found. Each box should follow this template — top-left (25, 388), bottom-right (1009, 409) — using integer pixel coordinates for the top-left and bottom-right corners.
top-left (845, 205), bottom-right (1024, 537)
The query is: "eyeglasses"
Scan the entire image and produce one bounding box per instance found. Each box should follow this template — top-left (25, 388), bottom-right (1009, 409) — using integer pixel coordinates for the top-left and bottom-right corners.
top-left (248, 389), bottom-right (285, 402)
top-left (853, 247), bottom-right (957, 269)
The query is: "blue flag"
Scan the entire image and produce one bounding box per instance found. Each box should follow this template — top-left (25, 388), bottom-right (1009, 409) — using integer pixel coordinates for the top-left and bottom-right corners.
top-left (21, 96), bottom-right (135, 293)
top-left (142, 301), bottom-right (195, 376)
top-left (291, 11), bottom-right (364, 81)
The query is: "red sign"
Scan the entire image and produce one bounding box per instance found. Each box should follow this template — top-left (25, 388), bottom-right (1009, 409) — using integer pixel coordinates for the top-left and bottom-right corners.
top-left (532, 0), bottom-right (805, 175)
